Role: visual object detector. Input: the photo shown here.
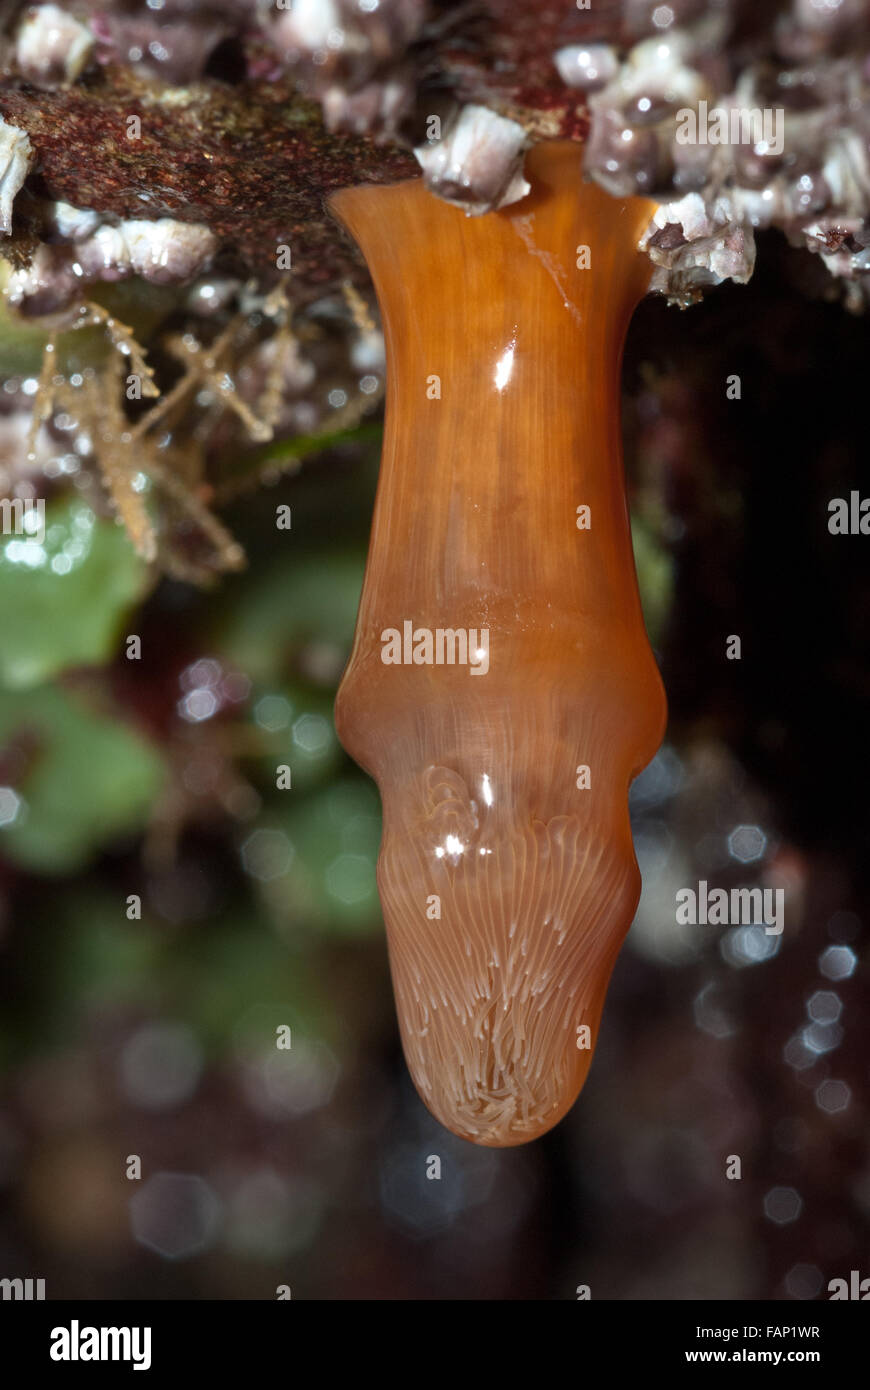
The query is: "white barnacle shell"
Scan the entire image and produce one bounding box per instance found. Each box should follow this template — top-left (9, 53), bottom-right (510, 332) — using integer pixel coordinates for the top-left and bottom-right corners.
top-left (731, 182), bottom-right (788, 231)
top-left (646, 190), bottom-right (713, 243)
top-left (16, 3), bottom-right (94, 87)
top-left (50, 200), bottom-right (102, 241)
top-left (802, 218), bottom-right (868, 280)
top-left (276, 0), bottom-right (341, 53)
top-left (414, 105), bottom-right (530, 216)
top-left (640, 190), bottom-right (756, 294)
top-left (822, 130), bottom-right (870, 217)
top-left (618, 33), bottom-right (708, 110)
top-left (6, 243), bottom-right (80, 313)
top-left (0, 117), bottom-right (33, 236)
top-left (272, 0), bottom-right (423, 72)
top-left (554, 44), bottom-right (619, 94)
top-left (75, 218), bottom-right (217, 284)
top-left (120, 219), bottom-right (217, 283)
top-left (321, 76), bottom-right (411, 139)
top-left (75, 223), bottom-right (130, 278)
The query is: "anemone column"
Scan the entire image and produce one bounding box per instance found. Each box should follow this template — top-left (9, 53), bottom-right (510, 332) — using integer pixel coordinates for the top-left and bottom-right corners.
top-left (331, 142), bottom-right (666, 1147)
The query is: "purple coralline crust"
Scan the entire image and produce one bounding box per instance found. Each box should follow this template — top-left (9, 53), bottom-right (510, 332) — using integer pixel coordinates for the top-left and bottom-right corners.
top-left (0, 62), bottom-right (418, 288)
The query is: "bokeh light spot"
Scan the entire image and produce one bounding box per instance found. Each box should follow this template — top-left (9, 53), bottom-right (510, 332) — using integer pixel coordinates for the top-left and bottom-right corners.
top-left (241, 828), bottom-right (294, 882)
top-left (815, 1079), bottom-right (851, 1114)
top-left (130, 1173), bottom-right (221, 1260)
top-left (119, 1021), bottom-right (204, 1110)
top-left (728, 824), bottom-right (767, 863)
top-left (818, 945), bottom-right (856, 980)
top-left (764, 1186), bottom-right (802, 1225)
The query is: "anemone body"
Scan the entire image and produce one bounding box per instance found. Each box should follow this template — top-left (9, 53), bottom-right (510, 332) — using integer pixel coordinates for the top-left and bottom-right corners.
top-left (332, 142), bottom-right (666, 1146)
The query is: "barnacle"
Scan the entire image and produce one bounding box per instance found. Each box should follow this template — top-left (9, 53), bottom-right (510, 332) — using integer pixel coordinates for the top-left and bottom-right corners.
top-left (15, 3), bottom-right (94, 88)
top-left (572, 3), bottom-right (870, 305)
top-left (0, 117), bottom-right (32, 237)
top-left (414, 105), bottom-right (531, 215)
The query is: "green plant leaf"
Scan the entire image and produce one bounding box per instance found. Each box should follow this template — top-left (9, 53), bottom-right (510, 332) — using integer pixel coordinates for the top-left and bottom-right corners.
top-left (0, 684), bottom-right (166, 874)
top-left (245, 777), bottom-right (383, 938)
top-left (215, 550), bottom-right (364, 687)
top-left (0, 498), bottom-right (147, 690)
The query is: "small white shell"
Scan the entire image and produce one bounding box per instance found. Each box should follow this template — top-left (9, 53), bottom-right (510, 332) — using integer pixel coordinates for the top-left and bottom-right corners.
top-left (120, 219), bottom-right (217, 282)
top-left (274, 0), bottom-right (339, 53)
top-left (51, 200), bottom-right (101, 241)
top-left (641, 190), bottom-right (756, 293)
top-left (76, 218), bottom-right (217, 284)
top-left (321, 77), bottom-right (410, 139)
top-left (648, 191), bottom-right (712, 242)
top-left (0, 117), bottom-right (33, 236)
top-left (553, 44), bottom-right (619, 93)
top-left (76, 224), bottom-right (130, 277)
top-left (822, 130), bottom-right (870, 217)
top-left (414, 105), bottom-right (530, 216)
top-left (16, 3), bottom-right (94, 86)
top-left (5, 243), bottom-right (79, 313)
